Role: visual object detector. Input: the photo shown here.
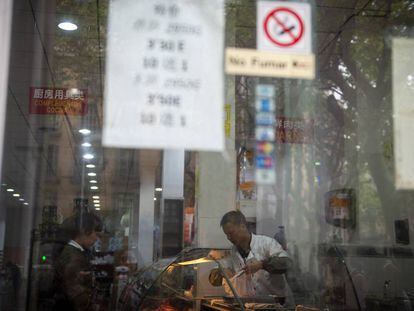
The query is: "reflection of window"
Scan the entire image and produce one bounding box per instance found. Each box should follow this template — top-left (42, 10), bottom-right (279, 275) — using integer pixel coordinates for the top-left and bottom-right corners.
top-left (117, 150), bottom-right (137, 178)
top-left (44, 191), bottom-right (57, 206)
top-left (38, 115), bottom-right (61, 132)
top-left (71, 163), bottom-right (81, 184)
top-left (46, 144), bottom-right (58, 178)
top-left (117, 150), bottom-right (134, 177)
top-left (162, 199), bottom-right (183, 257)
top-left (114, 193), bottom-right (138, 212)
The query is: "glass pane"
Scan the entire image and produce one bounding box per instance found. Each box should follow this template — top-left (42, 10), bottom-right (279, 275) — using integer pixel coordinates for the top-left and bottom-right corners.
top-left (0, 1), bottom-right (413, 311)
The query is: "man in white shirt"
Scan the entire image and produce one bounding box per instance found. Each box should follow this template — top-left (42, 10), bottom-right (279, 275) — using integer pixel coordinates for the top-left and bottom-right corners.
top-left (219, 210), bottom-right (292, 303)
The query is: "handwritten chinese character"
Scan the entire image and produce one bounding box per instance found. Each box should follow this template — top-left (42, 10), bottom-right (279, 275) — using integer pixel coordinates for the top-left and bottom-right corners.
top-left (154, 4), bottom-right (166, 15)
top-left (148, 20), bottom-right (159, 30)
top-left (163, 58), bottom-right (176, 71)
top-left (160, 113), bottom-right (174, 127)
top-left (180, 115), bottom-right (186, 127)
top-left (168, 5), bottom-right (179, 17)
top-left (140, 112), bottom-right (156, 125)
top-left (133, 19), bottom-right (146, 31)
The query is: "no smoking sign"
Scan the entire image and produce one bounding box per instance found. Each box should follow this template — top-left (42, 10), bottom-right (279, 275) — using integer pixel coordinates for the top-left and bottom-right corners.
top-left (257, 1), bottom-right (312, 54)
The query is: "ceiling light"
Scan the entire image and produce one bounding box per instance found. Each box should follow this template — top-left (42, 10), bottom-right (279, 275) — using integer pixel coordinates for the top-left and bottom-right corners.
top-left (19, 198), bottom-right (24, 201)
top-left (88, 172), bottom-right (96, 176)
top-left (2, 183), bottom-right (7, 186)
top-left (13, 193), bottom-right (20, 197)
top-left (82, 142), bottom-right (92, 147)
top-left (23, 202), bottom-right (29, 206)
top-left (58, 21), bottom-right (78, 31)
top-left (83, 153), bottom-right (94, 160)
top-left (6, 188), bottom-right (14, 192)
top-left (86, 164), bottom-right (95, 168)
top-left (92, 195), bottom-right (100, 199)
top-left (90, 186), bottom-right (99, 190)
top-left (95, 207), bottom-right (101, 211)
top-left (315, 161), bottom-right (321, 166)
top-left (94, 204), bottom-right (100, 207)
top-left (89, 180), bottom-right (97, 183)
top-left (79, 128), bottom-right (91, 135)
top-left (155, 187), bottom-right (162, 192)
top-left (93, 200), bottom-right (100, 203)
top-left (154, 197), bottom-right (157, 201)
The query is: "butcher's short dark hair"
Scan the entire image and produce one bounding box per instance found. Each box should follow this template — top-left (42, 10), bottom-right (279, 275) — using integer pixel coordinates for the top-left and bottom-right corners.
top-left (220, 210), bottom-right (247, 227)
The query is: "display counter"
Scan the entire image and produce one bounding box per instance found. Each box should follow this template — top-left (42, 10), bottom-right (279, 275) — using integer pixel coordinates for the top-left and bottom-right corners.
top-left (118, 248), bottom-right (308, 311)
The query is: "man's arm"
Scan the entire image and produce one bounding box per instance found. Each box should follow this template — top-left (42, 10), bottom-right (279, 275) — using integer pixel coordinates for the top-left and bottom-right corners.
top-left (244, 236), bottom-right (292, 275)
top-left (262, 236), bottom-right (292, 274)
top-left (262, 256), bottom-right (292, 274)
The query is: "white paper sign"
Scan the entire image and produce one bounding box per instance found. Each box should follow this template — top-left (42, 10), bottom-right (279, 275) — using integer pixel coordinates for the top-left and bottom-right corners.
top-left (392, 38), bottom-right (414, 189)
top-left (103, 0), bottom-right (225, 151)
top-left (257, 1), bottom-right (312, 54)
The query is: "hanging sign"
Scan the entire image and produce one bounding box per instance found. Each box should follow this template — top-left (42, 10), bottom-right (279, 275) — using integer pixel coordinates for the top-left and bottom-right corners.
top-left (257, 1), bottom-right (312, 54)
top-left (103, 0), bottom-right (225, 151)
top-left (29, 87), bottom-right (87, 115)
top-left (276, 117), bottom-right (314, 144)
top-left (225, 48), bottom-right (315, 79)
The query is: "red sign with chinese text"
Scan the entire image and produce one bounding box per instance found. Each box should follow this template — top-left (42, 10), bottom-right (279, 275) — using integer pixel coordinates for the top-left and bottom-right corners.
top-left (276, 117), bottom-right (313, 144)
top-left (29, 87), bottom-right (88, 115)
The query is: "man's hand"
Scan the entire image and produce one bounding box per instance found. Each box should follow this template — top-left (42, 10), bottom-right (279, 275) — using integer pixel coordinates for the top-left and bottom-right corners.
top-left (223, 268), bottom-right (235, 278)
top-left (243, 258), bottom-right (263, 275)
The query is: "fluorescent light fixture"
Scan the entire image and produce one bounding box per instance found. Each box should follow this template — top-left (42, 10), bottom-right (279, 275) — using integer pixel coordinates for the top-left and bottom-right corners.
top-left (93, 200), bottom-right (100, 203)
top-left (13, 194), bottom-right (20, 197)
top-left (89, 180), bottom-right (97, 183)
top-left (90, 186), bottom-right (99, 190)
top-left (82, 142), bottom-right (92, 147)
top-left (23, 202), bottom-right (29, 206)
top-left (87, 172), bottom-right (96, 176)
top-left (95, 207), bottom-right (101, 211)
top-left (19, 198), bottom-right (24, 201)
top-left (315, 161), bottom-right (321, 166)
top-left (83, 153), bottom-right (94, 160)
top-left (6, 188), bottom-right (14, 192)
top-left (92, 195), bottom-right (100, 199)
top-left (155, 187), bottom-right (162, 192)
top-left (1, 183), bottom-right (7, 186)
top-left (153, 197), bottom-right (157, 201)
top-left (79, 128), bottom-right (91, 135)
top-left (58, 21), bottom-right (78, 31)
top-left (86, 164), bottom-right (95, 168)
top-left (94, 204), bottom-right (100, 207)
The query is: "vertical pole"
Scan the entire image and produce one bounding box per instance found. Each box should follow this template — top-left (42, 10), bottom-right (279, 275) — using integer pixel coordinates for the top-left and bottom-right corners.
top-left (0, 0), bottom-right (13, 252)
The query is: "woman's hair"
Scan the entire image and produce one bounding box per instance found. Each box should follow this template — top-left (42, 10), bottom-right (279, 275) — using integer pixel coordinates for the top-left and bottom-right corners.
top-left (62, 212), bottom-right (103, 240)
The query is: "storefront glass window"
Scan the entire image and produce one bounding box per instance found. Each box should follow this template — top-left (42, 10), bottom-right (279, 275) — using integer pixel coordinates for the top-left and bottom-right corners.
top-left (0, 0), bottom-right (413, 310)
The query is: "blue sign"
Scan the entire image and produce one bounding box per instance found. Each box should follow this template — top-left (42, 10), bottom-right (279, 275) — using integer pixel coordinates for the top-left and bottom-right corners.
top-left (256, 84), bottom-right (275, 97)
top-left (255, 155), bottom-right (274, 169)
top-left (256, 112), bottom-right (275, 126)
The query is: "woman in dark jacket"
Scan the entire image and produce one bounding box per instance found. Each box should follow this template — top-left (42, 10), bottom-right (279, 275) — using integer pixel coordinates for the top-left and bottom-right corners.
top-left (54, 212), bottom-right (102, 311)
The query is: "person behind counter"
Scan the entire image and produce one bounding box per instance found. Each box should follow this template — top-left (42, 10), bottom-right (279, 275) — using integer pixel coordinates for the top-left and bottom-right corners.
top-left (213, 210), bottom-right (293, 304)
top-left (53, 212), bottom-right (103, 311)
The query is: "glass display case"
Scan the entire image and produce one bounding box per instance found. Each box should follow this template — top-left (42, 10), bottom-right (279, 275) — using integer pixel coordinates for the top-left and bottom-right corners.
top-left (119, 247), bottom-right (294, 310)
top-left (118, 247), bottom-right (336, 311)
